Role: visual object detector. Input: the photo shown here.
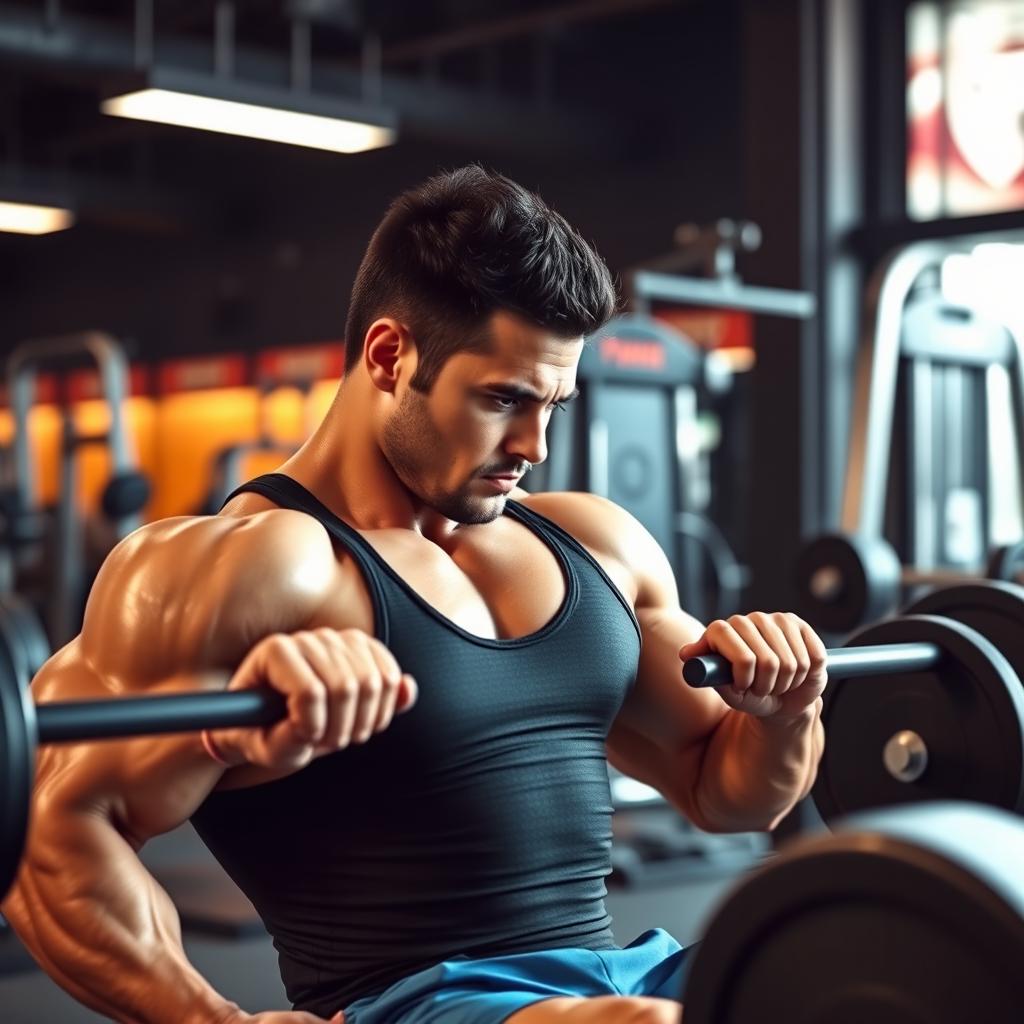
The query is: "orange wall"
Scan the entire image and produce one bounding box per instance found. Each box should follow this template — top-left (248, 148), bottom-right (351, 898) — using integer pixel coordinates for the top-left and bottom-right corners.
top-left (0, 379), bottom-right (339, 521)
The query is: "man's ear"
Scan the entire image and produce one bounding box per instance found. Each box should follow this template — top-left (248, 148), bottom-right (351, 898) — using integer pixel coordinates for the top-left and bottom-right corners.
top-left (364, 319), bottom-right (414, 393)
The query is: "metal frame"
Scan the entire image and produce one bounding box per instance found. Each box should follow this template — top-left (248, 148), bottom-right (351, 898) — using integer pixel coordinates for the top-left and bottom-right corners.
top-left (8, 331), bottom-right (135, 514)
top-left (7, 331), bottom-right (141, 646)
top-left (627, 270), bottom-right (817, 321)
top-left (841, 240), bottom-right (1024, 545)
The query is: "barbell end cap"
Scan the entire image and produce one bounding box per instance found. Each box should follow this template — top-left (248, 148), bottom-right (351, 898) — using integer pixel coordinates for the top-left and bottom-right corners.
top-left (682, 658), bottom-right (715, 687)
top-left (883, 729), bottom-right (929, 784)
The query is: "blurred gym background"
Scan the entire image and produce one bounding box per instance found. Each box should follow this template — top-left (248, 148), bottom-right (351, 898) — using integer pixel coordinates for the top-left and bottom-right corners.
top-left (1, 0), bottom-right (1023, 1018)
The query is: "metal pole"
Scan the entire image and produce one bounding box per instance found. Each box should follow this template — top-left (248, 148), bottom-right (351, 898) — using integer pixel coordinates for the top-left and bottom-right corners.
top-left (36, 689), bottom-right (287, 743)
top-left (683, 641), bottom-right (943, 687)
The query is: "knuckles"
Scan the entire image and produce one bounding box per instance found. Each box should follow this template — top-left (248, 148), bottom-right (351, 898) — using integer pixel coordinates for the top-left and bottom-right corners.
top-left (733, 652), bottom-right (757, 674)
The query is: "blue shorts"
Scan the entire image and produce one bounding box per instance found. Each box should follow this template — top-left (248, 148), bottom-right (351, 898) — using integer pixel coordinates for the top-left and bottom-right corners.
top-left (341, 929), bottom-right (694, 1024)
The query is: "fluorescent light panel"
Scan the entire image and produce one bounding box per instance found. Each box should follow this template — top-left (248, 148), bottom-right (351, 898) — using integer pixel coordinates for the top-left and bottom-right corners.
top-left (0, 200), bottom-right (75, 235)
top-left (102, 71), bottom-right (397, 154)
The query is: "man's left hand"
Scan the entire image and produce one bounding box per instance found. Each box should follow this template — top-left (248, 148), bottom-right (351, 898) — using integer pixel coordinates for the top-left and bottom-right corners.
top-left (679, 612), bottom-right (828, 721)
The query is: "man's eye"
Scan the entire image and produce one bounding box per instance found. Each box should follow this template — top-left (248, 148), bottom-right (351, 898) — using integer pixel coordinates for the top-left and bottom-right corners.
top-left (489, 395), bottom-right (567, 412)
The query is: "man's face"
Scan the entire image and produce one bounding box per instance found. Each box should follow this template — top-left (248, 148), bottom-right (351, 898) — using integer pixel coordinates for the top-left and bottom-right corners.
top-left (380, 311), bottom-right (584, 525)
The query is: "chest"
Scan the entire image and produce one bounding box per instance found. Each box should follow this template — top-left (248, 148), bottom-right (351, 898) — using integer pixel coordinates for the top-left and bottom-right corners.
top-left (217, 507), bottom-right (640, 792)
top-left (335, 515), bottom-right (634, 642)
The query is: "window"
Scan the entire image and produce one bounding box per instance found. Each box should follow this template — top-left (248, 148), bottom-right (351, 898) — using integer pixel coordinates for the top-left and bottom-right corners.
top-left (907, 1), bottom-right (1024, 219)
top-left (941, 242), bottom-right (1024, 541)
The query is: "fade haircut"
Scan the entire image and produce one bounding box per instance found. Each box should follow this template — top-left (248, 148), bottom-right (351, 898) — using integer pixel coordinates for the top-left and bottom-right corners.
top-left (344, 165), bottom-right (618, 392)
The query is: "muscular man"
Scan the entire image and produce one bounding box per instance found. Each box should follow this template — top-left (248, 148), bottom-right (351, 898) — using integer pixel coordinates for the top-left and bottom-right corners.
top-left (2, 166), bottom-right (826, 1024)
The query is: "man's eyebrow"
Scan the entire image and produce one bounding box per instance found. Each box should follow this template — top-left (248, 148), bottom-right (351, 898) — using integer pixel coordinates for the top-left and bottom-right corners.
top-left (485, 384), bottom-right (581, 404)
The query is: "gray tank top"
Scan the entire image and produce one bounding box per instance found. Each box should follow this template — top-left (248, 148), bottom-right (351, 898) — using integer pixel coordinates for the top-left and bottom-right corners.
top-left (191, 474), bottom-right (642, 1015)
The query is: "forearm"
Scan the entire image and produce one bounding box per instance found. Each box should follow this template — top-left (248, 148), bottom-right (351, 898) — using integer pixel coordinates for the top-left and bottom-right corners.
top-left (2, 812), bottom-right (241, 1024)
top-left (692, 699), bottom-right (825, 832)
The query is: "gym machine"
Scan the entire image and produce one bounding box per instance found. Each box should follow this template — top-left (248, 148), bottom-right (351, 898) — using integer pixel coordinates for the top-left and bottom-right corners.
top-left (625, 220), bottom-right (818, 611)
top-left (797, 241), bottom-right (1024, 633)
top-left (540, 313), bottom-right (745, 626)
top-left (7, 332), bottom-right (151, 648)
top-left (0, 450), bottom-right (48, 688)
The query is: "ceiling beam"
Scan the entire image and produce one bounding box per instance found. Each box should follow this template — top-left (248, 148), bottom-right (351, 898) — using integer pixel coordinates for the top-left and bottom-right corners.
top-left (382, 0), bottom-right (676, 64)
top-left (0, 3), bottom-right (628, 158)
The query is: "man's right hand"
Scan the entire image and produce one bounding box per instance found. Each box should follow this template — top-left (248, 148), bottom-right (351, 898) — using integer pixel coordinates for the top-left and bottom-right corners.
top-left (207, 628), bottom-right (418, 770)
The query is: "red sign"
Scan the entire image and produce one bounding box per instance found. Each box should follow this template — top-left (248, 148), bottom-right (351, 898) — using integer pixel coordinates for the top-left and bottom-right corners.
top-left (65, 366), bottom-right (152, 402)
top-left (653, 308), bottom-right (753, 350)
top-left (158, 355), bottom-right (250, 394)
top-left (256, 343), bottom-right (344, 385)
top-left (599, 336), bottom-right (667, 371)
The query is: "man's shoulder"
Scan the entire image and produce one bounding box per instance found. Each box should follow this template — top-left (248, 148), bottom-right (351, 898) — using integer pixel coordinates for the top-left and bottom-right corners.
top-left (91, 510), bottom-right (343, 650)
top-left (516, 490), bottom-right (675, 600)
top-left (515, 490), bottom-right (640, 561)
top-left (115, 508), bottom-right (336, 579)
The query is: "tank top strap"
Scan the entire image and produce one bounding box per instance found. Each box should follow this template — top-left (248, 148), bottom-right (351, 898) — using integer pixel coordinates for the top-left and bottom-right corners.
top-left (505, 500), bottom-right (641, 646)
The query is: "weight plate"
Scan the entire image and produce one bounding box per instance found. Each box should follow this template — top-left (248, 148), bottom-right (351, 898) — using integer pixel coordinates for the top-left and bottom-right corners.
top-left (0, 593), bottom-right (50, 684)
top-left (812, 614), bottom-right (1024, 823)
top-left (0, 637), bottom-right (36, 902)
top-left (0, 599), bottom-right (29, 686)
top-left (795, 532), bottom-right (902, 634)
top-left (905, 581), bottom-right (1024, 710)
top-left (19, 606), bottom-right (50, 680)
top-left (987, 541), bottom-right (1024, 585)
top-left (683, 802), bottom-right (1024, 1024)
top-left (100, 470), bottom-right (151, 520)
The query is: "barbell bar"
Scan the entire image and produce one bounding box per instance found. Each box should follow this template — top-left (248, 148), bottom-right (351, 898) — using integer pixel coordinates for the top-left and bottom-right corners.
top-left (32, 687), bottom-right (286, 743)
top-left (682, 640), bottom-right (943, 687)
top-left (683, 637), bottom-right (949, 789)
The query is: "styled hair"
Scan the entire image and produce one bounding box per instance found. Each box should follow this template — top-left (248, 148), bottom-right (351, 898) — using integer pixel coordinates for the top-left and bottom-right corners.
top-left (344, 165), bottom-right (618, 391)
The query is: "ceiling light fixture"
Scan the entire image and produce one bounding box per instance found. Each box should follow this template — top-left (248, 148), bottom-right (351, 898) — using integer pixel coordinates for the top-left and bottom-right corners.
top-left (103, 1), bottom-right (396, 156)
top-left (102, 68), bottom-right (396, 155)
top-left (0, 186), bottom-right (75, 236)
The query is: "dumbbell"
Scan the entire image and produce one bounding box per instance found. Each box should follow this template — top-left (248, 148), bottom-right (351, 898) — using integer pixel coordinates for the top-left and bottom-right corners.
top-left (795, 532), bottom-right (1024, 633)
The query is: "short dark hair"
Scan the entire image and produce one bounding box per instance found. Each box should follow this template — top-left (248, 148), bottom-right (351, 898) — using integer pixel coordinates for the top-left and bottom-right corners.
top-left (344, 165), bottom-right (618, 392)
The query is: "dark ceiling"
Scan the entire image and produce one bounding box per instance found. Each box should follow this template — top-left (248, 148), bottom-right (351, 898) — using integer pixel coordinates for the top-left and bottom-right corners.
top-left (0, 0), bottom-right (746, 357)
top-left (0, 0), bottom-right (733, 236)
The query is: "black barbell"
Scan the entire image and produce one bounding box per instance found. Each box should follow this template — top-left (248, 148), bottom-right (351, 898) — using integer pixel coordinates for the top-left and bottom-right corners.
top-left (0, 668), bottom-right (286, 904)
top-left (685, 582), bottom-right (1024, 825)
top-left (683, 639), bottom-right (943, 686)
top-left (4, 582), bottom-right (1024, 905)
